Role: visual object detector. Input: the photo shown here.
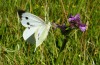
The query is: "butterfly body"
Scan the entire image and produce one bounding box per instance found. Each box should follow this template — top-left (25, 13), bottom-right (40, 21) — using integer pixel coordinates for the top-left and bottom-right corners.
top-left (18, 10), bottom-right (51, 50)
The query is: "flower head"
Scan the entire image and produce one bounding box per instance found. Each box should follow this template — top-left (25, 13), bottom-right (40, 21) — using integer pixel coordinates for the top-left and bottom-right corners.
top-left (79, 23), bottom-right (86, 32)
top-left (68, 14), bottom-right (80, 23)
top-left (68, 14), bottom-right (86, 32)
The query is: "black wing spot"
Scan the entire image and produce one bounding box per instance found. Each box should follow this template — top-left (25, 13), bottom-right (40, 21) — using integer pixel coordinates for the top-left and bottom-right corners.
top-left (28, 27), bottom-right (30, 29)
top-left (27, 22), bottom-right (30, 25)
top-left (25, 17), bottom-right (28, 19)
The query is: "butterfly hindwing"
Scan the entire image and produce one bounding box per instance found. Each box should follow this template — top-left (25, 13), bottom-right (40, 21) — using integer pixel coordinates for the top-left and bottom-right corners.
top-left (23, 27), bottom-right (39, 41)
top-left (35, 22), bottom-right (51, 48)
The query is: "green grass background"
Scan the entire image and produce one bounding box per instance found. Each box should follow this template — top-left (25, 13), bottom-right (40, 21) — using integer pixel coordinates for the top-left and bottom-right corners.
top-left (0, 0), bottom-right (100, 65)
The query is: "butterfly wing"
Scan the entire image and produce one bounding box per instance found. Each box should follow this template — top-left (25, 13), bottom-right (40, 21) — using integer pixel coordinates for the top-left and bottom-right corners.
top-left (35, 22), bottom-right (51, 48)
top-left (18, 10), bottom-right (45, 28)
top-left (23, 27), bottom-right (39, 43)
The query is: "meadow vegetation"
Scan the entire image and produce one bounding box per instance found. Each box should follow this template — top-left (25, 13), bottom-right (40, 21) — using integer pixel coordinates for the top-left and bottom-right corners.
top-left (0, 0), bottom-right (100, 65)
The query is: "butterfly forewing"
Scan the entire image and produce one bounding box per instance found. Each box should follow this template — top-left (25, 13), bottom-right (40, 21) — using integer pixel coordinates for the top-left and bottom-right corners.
top-left (21, 13), bottom-right (45, 27)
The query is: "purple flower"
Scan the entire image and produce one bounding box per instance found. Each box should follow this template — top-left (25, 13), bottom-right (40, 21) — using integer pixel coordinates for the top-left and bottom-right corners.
top-left (68, 14), bottom-right (80, 23)
top-left (68, 14), bottom-right (86, 32)
top-left (79, 23), bottom-right (86, 32)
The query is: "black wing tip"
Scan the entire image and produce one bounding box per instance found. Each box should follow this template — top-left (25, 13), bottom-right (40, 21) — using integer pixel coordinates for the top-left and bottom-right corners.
top-left (17, 10), bottom-right (26, 18)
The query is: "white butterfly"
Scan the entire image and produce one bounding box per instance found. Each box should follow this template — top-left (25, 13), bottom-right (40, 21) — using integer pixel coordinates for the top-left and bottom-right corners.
top-left (18, 10), bottom-right (51, 50)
